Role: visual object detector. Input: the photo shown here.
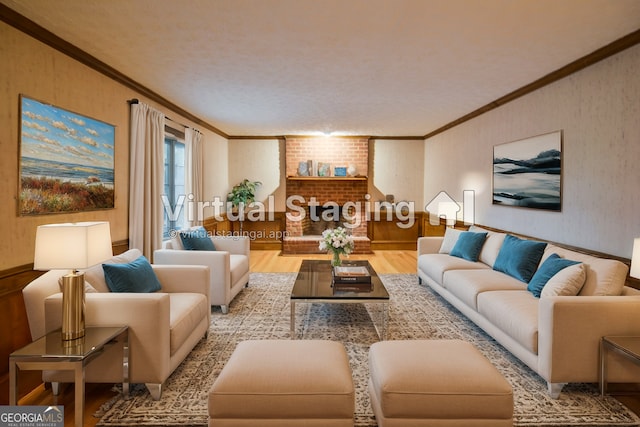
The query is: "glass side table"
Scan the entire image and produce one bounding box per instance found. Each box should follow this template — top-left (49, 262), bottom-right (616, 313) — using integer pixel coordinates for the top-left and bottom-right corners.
top-left (600, 336), bottom-right (640, 396)
top-left (9, 326), bottom-right (129, 427)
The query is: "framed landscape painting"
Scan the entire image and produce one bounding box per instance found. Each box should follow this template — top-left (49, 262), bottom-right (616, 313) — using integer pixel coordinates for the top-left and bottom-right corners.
top-left (19, 95), bottom-right (115, 215)
top-left (492, 131), bottom-right (562, 211)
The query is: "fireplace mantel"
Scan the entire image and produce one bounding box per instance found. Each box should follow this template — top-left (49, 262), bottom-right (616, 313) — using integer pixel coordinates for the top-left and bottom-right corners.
top-left (286, 176), bottom-right (367, 181)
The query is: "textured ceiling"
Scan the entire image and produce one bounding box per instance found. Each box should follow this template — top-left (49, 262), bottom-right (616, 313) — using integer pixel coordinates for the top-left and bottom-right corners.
top-left (2, 0), bottom-right (640, 137)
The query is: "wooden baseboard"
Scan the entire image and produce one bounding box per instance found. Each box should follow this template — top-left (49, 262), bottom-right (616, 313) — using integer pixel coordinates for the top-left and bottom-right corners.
top-left (249, 241), bottom-right (283, 250)
top-left (370, 241), bottom-right (417, 250)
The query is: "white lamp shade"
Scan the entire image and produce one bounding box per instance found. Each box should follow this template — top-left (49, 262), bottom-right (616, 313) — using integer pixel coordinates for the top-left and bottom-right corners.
top-left (34, 221), bottom-right (113, 270)
top-left (631, 238), bottom-right (640, 279)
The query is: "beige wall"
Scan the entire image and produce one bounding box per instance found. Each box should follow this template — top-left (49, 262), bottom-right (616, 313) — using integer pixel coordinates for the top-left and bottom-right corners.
top-left (0, 22), bottom-right (228, 270)
top-left (227, 139), bottom-right (285, 211)
top-left (372, 139), bottom-right (424, 208)
top-left (424, 44), bottom-right (640, 258)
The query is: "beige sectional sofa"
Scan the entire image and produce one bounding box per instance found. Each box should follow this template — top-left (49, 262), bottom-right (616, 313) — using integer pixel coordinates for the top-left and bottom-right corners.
top-left (417, 225), bottom-right (640, 398)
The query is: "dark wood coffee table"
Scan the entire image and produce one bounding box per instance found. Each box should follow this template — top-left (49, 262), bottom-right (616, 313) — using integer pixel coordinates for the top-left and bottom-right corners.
top-left (290, 260), bottom-right (389, 339)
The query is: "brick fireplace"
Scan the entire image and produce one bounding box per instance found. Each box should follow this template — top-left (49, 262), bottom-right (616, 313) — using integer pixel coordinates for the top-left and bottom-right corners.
top-left (283, 137), bottom-right (372, 254)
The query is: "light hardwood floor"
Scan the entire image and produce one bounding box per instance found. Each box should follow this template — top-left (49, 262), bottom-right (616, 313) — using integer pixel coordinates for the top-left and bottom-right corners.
top-left (251, 250), bottom-right (417, 274)
top-left (18, 250), bottom-right (640, 426)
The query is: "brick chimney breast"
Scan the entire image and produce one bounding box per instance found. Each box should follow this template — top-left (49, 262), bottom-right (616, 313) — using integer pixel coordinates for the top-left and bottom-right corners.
top-left (283, 137), bottom-right (371, 254)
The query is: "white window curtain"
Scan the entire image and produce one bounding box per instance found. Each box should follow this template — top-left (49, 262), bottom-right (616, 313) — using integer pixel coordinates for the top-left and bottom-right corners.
top-left (129, 102), bottom-right (165, 259)
top-left (184, 128), bottom-right (204, 228)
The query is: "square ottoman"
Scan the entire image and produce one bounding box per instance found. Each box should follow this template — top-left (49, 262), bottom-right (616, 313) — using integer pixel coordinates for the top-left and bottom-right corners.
top-left (369, 339), bottom-right (513, 427)
top-left (208, 339), bottom-right (355, 426)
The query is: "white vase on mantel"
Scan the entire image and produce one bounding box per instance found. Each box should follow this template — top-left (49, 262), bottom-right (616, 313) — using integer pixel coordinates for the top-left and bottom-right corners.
top-left (347, 164), bottom-right (357, 177)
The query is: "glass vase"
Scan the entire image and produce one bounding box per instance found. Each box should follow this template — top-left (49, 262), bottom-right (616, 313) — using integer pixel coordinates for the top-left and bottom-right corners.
top-left (331, 251), bottom-right (342, 267)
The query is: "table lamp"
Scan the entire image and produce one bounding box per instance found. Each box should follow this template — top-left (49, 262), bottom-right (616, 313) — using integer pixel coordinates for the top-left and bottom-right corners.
top-left (34, 221), bottom-right (113, 340)
top-left (631, 237), bottom-right (640, 279)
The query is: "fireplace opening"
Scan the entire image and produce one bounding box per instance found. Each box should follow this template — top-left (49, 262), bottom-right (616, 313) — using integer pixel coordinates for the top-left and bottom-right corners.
top-left (303, 205), bottom-right (349, 236)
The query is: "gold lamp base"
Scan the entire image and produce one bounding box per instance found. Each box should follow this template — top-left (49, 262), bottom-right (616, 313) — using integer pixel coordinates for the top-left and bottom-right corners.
top-left (61, 271), bottom-right (85, 341)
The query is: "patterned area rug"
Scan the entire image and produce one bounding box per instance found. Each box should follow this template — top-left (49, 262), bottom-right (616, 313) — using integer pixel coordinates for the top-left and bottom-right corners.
top-left (96, 273), bottom-right (640, 426)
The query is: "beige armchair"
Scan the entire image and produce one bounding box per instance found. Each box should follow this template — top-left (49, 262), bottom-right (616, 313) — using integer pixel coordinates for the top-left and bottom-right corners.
top-left (154, 234), bottom-right (250, 314)
top-left (22, 249), bottom-right (210, 400)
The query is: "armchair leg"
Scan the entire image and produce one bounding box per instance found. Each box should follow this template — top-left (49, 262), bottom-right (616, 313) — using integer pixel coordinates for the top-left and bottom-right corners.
top-left (51, 382), bottom-right (60, 396)
top-left (146, 383), bottom-right (162, 400)
top-left (245, 282), bottom-right (249, 288)
top-left (547, 382), bottom-right (566, 399)
top-left (221, 305), bottom-right (229, 314)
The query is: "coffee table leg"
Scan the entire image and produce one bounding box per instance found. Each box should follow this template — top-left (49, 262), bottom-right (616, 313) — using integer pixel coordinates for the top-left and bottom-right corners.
top-left (290, 301), bottom-right (296, 339)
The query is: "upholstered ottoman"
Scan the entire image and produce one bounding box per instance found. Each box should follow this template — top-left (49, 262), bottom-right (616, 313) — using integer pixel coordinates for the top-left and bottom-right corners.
top-left (208, 339), bottom-right (355, 426)
top-left (369, 340), bottom-right (513, 427)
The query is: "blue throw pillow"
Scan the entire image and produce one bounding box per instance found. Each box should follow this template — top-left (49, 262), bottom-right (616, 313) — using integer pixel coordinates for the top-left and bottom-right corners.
top-left (449, 231), bottom-right (487, 262)
top-left (493, 234), bottom-right (547, 283)
top-left (180, 227), bottom-right (216, 251)
top-left (103, 255), bottom-right (162, 293)
top-left (527, 253), bottom-right (581, 297)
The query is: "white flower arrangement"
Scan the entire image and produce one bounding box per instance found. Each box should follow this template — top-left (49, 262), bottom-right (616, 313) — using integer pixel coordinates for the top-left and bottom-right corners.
top-left (319, 226), bottom-right (355, 256)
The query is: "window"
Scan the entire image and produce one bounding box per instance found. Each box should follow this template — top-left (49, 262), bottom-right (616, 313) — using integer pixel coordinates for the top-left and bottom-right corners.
top-left (163, 131), bottom-right (185, 238)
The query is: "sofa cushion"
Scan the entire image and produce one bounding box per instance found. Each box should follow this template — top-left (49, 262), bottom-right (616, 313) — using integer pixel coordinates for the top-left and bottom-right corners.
top-left (540, 263), bottom-right (587, 297)
top-left (527, 254), bottom-right (581, 297)
top-left (170, 233), bottom-right (184, 250)
top-left (179, 226), bottom-right (216, 251)
top-left (418, 254), bottom-right (489, 284)
top-left (469, 226), bottom-right (507, 268)
top-left (103, 256), bottom-right (162, 293)
top-left (438, 227), bottom-right (463, 254)
top-left (542, 244), bottom-right (628, 296)
top-left (169, 293), bottom-right (209, 356)
top-left (450, 232), bottom-right (487, 262)
top-left (443, 269), bottom-right (526, 310)
top-left (82, 249), bottom-right (143, 292)
top-left (477, 290), bottom-right (539, 354)
top-left (229, 255), bottom-right (249, 288)
top-left (493, 235), bottom-right (547, 283)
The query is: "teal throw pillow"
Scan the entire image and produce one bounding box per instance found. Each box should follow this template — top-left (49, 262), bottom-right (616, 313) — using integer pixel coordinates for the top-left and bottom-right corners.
top-left (493, 234), bottom-right (547, 283)
top-left (180, 227), bottom-right (216, 251)
top-left (449, 231), bottom-right (487, 262)
top-left (103, 255), bottom-right (162, 293)
top-left (527, 253), bottom-right (581, 297)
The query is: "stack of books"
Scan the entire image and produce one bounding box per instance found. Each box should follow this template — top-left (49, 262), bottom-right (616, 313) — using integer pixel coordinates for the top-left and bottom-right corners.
top-left (332, 265), bottom-right (372, 291)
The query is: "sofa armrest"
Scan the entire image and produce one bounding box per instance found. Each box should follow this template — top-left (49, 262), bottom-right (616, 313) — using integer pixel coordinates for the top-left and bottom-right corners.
top-left (210, 236), bottom-right (250, 255)
top-left (151, 264), bottom-right (210, 296)
top-left (538, 295), bottom-right (640, 383)
top-left (417, 237), bottom-right (443, 255)
top-left (45, 292), bottom-right (171, 384)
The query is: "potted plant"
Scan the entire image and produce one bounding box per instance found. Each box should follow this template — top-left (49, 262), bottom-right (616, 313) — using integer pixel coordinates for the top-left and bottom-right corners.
top-left (227, 179), bottom-right (261, 232)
